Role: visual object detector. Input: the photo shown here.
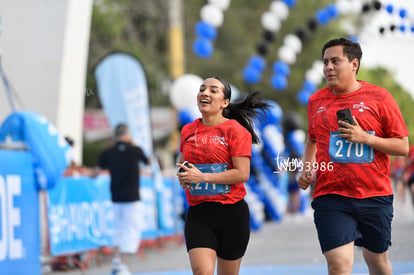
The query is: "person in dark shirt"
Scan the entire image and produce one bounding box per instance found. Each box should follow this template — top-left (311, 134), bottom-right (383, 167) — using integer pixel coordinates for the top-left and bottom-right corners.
top-left (97, 123), bottom-right (149, 275)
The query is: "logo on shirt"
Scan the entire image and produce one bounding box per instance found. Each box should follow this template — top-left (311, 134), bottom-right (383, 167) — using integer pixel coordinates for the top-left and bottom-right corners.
top-left (353, 101), bottom-right (370, 112)
top-left (316, 106), bottom-right (327, 113)
top-left (188, 134), bottom-right (228, 147)
top-left (211, 136), bottom-right (228, 146)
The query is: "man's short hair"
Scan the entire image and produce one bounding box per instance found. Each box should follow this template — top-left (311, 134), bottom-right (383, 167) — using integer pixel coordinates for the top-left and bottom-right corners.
top-left (322, 37), bottom-right (362, 73)
top-left (114, 123), bottom-right (128, 138)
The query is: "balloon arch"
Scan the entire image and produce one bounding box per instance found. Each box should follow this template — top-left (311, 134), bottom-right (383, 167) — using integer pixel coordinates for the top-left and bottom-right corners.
top-left (190, 0), bottom-right (413, 105)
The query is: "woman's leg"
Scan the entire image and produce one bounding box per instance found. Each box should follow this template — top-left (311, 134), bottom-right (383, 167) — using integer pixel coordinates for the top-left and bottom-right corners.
top-left (188, 247), bottom-right (217, 275)
top-left (217, 257), bottom-right (243, 275)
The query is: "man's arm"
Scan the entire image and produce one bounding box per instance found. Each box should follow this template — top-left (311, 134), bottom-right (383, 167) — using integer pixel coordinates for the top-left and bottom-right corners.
top-left (365, 135), bottom-right (408, 156)
top-left (339, 118), bottom-right (409, 156)
top-left (297, 138), bottom-right (317, 190)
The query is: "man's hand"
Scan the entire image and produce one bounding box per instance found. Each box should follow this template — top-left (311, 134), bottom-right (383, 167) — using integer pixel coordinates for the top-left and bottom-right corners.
top-left (298, 170), bottom-right (316, 190)
top-left (338, 116), bottom-right (369, 144)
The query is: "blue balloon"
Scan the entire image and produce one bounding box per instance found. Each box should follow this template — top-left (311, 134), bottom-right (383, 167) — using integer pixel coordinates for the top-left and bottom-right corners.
top-left (297, 89), bottom-right (312, 105)
top-left (249, 55), bottom-right (266, 72)
top-left (178, 108), bottom-right (195, 126)
top-left (411, 25), bottom-right (414, 33)
top-left (349, 35), bottom-right (359, 43)
top-left (399, 8), bottom-right (407, 18)
top-left (263, 100), bottom-right (283, 125)
top-left (243, 66), bottom-right (261, 84)
top-left (270, 74), bottom-right (288, 91)
top-left (192, 38), bottom-right (213, 58)
top-left (399, 25), bottom-right (406, 32)
top-left (286, 130), bottom-right (305, 156)
top-left (385, 4), bottom-right (394, 14)
top-left (272, 61), bottom-right (290, 76)
top-left (195, 21), bottom-right (217, 40)
top-left (315, 9), bottom-right (329, 25)
top-left (282, 0), bottom-right (296, 8)
top-left (326, 4), bottom-right (339, 19)
top-left (302, 80), bottom-right (317, 93)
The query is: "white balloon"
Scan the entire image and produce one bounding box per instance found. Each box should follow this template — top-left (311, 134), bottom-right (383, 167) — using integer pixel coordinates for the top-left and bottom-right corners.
top-left (185, 103), bottom-right (202, 121)
top-left (270, 1), bottom-right (289, 21)
top-left (284, 34), bottom-right (302, 54)
top-left (169, 74), bottom-right (203, 110)
top-left (262, 124), bottom-right (285, 153)
top-left (306, 69), bottom-right (323, 85)
top-left (291, 129), bottom-right (306, 144)
top-left (336, 0), bottom-right (352, 15)
top-left (349, 0), bottom-right (362, 15)
top-left (230, 84), bottom-right (241, 102)
top-left (312, 60), bottom-right (324, 73)
top-left (261, 11), bottom-right (281, 32)
top-left (200, 4), bottom-right (224, 27)
top-left (278, 45), bottom-right (296, 64)
top-left (208, 0), bottom-right (231, 11)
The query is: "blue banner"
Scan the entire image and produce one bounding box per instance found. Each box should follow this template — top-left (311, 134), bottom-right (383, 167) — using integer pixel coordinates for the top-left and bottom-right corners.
top-left (94, 52), bottom-right (152, 155)
top-left (94, 52), bottom-right (165, 233)
top-left (47, 175), bottom-right (180, 255)
top-left (47, 175), bottom-right (113, 255)
top-left (0, 150), bottom-right (40, 275)
top-left (157, 176), bottom-right (183, 236)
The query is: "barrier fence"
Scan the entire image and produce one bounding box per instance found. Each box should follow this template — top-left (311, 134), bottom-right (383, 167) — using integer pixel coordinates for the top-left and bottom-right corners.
top-left (0, 148), bottom-right (185, 274)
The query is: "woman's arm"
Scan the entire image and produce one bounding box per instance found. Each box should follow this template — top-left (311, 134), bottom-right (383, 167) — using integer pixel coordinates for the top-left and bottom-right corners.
top-left (177, 156), bottom-right (250, 185)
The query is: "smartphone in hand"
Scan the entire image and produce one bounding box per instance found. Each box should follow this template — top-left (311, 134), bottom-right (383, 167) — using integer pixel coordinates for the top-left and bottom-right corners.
top-left (178, 161), bottom-right (191, 173)
top-left (336, 108), bottom-right (354, 128)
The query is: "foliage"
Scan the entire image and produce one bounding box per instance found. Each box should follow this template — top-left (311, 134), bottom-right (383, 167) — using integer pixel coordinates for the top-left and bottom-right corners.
top-left (82, 139), bottom-right (108, 167)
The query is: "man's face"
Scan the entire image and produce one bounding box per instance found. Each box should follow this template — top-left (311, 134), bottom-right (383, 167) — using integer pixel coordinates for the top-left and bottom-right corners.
top-left (323, 45), bottom-right (359, 94)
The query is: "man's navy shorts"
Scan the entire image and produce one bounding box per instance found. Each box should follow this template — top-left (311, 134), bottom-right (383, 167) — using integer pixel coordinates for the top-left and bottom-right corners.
top-left (311, 194), bottom-right (393, 253)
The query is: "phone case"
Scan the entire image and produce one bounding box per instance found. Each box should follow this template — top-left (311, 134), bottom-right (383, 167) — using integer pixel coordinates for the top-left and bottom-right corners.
top-left (336, 108), bottom-right (354, 127)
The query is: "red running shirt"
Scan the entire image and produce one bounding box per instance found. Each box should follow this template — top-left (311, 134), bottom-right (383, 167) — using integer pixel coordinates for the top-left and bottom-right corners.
top-left (308, 81), bottom-right (409, 199)
top-left (180, 119), bottom-right (252, 206)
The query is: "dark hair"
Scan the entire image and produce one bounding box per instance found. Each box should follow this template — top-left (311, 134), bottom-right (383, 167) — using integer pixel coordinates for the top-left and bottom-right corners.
top-left (212, 76), bottom-right (270, 144)
top-left (114, 123), bottom-right (128, 138)
top-left (322, 37), bottom-right (362, 73)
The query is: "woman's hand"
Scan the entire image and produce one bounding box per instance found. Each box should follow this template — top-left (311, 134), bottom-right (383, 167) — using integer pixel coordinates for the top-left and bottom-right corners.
top-left (176, 162), bottom-right (203, 190)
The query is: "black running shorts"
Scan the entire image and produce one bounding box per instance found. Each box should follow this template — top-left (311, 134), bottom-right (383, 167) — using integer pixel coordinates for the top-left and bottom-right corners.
top-left (184, 199), bottom-right (250, 260)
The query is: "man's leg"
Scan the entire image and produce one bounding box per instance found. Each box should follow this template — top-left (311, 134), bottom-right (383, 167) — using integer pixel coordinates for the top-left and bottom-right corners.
top-left (362, 248), bottom-right (392, 275)
top-left (324, 242), bottom-right (354, 275)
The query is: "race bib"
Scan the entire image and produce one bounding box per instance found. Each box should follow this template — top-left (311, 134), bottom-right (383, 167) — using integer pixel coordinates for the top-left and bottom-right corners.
top-left (189, 163), bottom-right (230, 196)
top-left (329, 131), bottom-right (375, 163)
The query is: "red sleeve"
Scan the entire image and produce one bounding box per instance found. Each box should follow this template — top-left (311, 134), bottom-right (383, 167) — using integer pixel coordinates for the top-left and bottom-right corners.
top-left (228, 124), bottom-right (252, 159)
top-left (307, 97), bottom-right (316, 141)
top-left (381, 91), bottom-right (409, 138)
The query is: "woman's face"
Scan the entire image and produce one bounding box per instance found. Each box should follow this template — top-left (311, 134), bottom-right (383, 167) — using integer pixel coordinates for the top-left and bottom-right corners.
top-left (197, 78), bottom-right (229, 115)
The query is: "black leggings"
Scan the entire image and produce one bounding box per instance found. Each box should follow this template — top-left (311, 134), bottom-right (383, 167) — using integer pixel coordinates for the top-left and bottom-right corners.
top-left (184, 199), bottom-right (250, 260)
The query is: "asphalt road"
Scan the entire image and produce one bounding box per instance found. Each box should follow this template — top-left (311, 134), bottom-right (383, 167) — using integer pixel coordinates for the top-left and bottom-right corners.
top-left (44, 196), bottom-right (414, 275)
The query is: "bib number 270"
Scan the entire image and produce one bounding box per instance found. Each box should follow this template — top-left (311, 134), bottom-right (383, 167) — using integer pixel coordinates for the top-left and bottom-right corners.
top-left (329, 131), bottom-right (375, 164)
